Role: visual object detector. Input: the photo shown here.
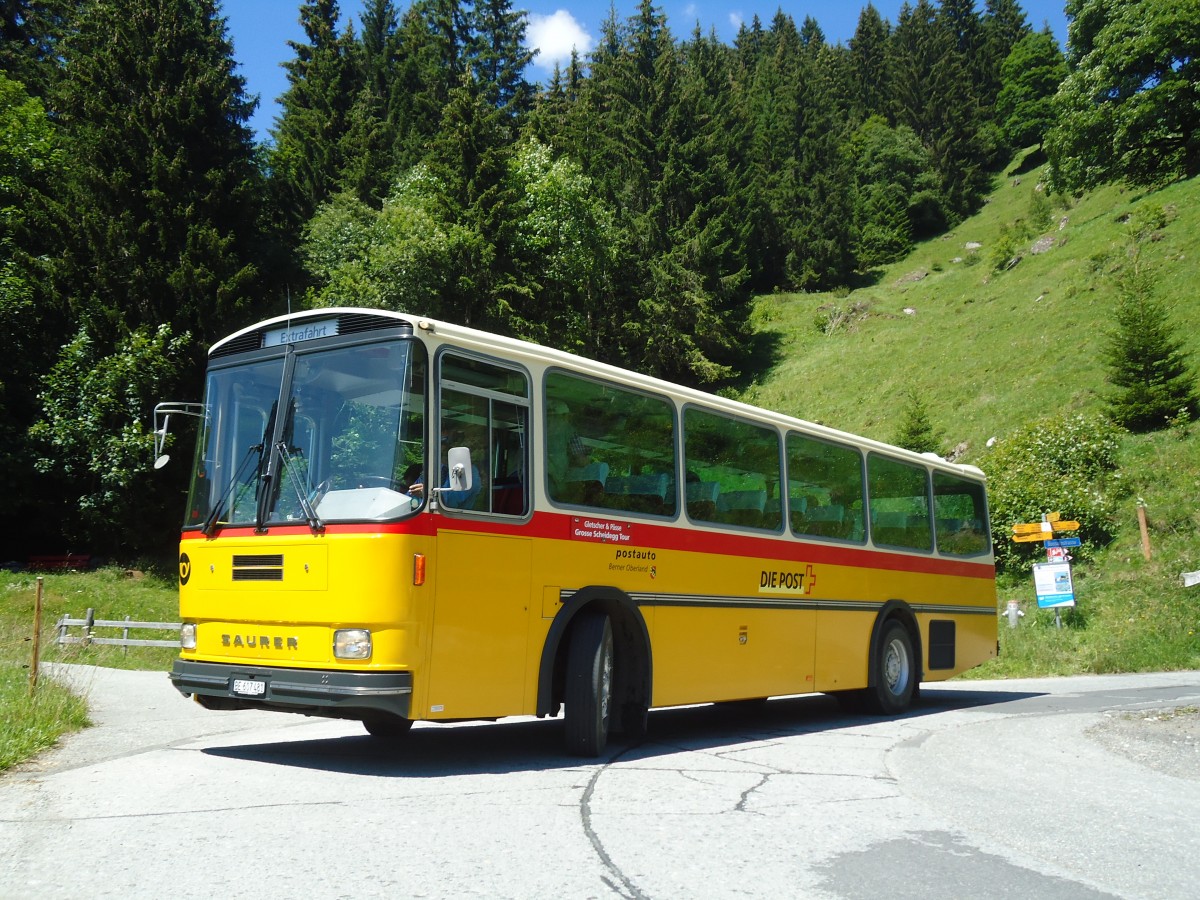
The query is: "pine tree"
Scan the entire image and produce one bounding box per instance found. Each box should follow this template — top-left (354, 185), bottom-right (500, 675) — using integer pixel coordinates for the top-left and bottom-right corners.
top-left (43, 0), bottom-right (262, 554)
top-left (888, 0), bottom-right (988, 221)
top-left (468, 0), bottom-right (534, 122)
top-left (392, 0), bottom-right (470, 171)
top-left (979, 0), bottom-right (1030, 110)
top-left (893, 390), bottom-right (944, 455)
top-left (849, 3), bottom-right (891, 121)
top-left (647, 27), bottom-right (751, 383)
top-left (339, 0), bottom-right (404, 203)
top-left (1102, 244), bottom-right (1199, 432)
top-left (270, 0), bottom-right (359, 228)
top-left (0, 0), bottom-right (74, 98)
top-left (748, 11), bottom-right (853, 291)
top-left (53, 0), bottom-right (261, 349)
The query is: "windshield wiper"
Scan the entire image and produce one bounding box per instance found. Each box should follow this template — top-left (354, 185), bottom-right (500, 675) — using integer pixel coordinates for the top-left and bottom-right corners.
top-left (201, 443), bottom-right (263, 537)
top-left (276, 441), bottom-right (324, 533)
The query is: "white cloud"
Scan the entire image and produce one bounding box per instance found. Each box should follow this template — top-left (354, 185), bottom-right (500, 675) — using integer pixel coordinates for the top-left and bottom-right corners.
top-left (526, 10), bottom-right (593, 70)
top-left (729, 12), bottom-right (744, 31)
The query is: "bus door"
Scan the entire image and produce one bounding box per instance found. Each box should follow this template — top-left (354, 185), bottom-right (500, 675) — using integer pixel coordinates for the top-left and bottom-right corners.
top-left (424, 352), bottom-right (534, 719)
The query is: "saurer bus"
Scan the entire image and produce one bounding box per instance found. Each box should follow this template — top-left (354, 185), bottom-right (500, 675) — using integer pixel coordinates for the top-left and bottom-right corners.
top-left (160, 308), bottom-right (997, 755)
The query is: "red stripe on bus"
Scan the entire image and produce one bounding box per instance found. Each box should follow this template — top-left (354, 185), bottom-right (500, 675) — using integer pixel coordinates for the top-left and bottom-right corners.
top-left (183, 510), bottom-right (993, 580)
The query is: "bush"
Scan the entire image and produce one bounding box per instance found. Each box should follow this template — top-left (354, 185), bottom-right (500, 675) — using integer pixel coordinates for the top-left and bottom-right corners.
top-left (982, 413), bottom-right (1122, 573)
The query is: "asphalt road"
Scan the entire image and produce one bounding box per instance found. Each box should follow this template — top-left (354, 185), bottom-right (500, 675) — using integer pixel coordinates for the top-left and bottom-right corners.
top-left (1, 666), bottom-right (1197, 899)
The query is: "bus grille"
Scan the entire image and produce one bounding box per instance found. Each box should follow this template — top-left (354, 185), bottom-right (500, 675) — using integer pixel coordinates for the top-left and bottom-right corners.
top-left (232, 554), bottom-right (284, 582)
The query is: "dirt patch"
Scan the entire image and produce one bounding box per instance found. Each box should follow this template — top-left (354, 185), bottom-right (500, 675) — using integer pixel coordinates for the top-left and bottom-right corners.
top-left (1087, 706), bottom-right (1200, 782)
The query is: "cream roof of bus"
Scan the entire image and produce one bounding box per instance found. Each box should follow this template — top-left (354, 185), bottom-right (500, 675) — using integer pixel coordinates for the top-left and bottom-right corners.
top-left (210, 307), bottom-right (986, 483)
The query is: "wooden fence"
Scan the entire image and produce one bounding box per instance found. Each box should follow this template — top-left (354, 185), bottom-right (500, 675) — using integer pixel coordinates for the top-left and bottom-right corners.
top-left (56, 608), bottom-right (181, 649)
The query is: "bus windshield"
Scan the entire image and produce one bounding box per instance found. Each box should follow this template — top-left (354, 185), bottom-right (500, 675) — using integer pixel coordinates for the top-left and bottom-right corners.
top-left (184, 338), bottom-right (427, 529)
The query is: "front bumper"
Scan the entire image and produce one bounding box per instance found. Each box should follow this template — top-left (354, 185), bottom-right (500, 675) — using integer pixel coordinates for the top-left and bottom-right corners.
top-left (170, 659), bottom-right (413, 720)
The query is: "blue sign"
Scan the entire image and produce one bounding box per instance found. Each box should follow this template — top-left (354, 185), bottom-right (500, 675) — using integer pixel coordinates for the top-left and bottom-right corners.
top-left (1045, 537), bottom-right (1081, 548)
top-left (1033, 561), bottom-right (1076, 609)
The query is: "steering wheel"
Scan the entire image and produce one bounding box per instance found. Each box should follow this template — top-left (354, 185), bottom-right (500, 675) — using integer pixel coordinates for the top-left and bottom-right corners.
top-left (355, 475), bottom-right (404, 491)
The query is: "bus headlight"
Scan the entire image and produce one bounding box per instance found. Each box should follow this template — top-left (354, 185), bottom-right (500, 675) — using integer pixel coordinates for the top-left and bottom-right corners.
top-left (180, 622), bottom-right (197, 650)
top-left (333, 628), bottom-right (372, 660)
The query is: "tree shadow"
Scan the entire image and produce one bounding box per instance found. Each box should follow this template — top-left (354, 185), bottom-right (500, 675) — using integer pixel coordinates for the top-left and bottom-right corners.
top-left (1010, 146), bottom-right (1048, 177)
top-left (721, 326), bottom-right (787, 395)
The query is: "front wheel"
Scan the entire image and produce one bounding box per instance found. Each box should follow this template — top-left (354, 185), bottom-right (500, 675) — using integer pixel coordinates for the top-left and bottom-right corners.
top-left (865, 621), bottom-right (917, 715)
top-left (564, 612), bottom-right (614, 757)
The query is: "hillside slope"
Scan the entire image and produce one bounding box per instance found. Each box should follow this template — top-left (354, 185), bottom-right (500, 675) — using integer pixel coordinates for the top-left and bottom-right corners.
top-left (744, 152), bottom-right (1200, 458)
top-left (744, 152), bottom-right (1200, 676)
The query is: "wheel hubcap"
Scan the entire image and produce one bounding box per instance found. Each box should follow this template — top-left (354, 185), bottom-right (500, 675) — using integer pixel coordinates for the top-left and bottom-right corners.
top-left (599, 636), bottom-right (613, 721)
top-left (884, 637), bottom-right (909, 695)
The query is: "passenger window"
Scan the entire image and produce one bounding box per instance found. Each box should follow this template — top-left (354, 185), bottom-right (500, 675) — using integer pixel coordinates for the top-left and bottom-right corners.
top-left (438, 353), bottom-right (529, 516)
top-left (545, 372), bottom-right (677, 517)
top-left (684, 408), bottom-right (782, 530)
top-left (786, 433), bottom-right (865, 542)
top-left (867, 454), bottom-right (932, 551)
top-left (933, 472), bottom-right (990, 556)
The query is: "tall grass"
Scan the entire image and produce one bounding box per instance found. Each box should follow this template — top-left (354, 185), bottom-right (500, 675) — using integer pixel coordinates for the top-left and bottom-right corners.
top-left (0, 567), bottom-right (178, 772)
top-left (0, 668), bottom-right (90, 771)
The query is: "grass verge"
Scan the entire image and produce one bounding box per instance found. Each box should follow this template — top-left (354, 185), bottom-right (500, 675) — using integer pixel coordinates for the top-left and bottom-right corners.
top-left (0, 566), bottom-right (178, 773)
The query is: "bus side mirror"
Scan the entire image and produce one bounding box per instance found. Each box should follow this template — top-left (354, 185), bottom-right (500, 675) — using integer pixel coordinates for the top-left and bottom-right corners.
top-left (152, 401), bottom-right (205, 469)
top-left (447, 446), bottom-right (472, 491)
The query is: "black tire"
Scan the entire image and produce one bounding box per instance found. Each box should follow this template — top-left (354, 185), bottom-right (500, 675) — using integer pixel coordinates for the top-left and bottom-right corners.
top-left (564, 612), bottom-right (614, 757)
top-left (616, 701), bottom-right (649, 739)
top-left (362, 715), bottom-right (414, 738)
top-left (865, 621), bottom-right (917, 715)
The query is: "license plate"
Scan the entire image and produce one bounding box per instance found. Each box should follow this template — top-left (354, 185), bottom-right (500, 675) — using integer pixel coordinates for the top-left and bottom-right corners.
top-left (232, 678), bottom-right (266, 697)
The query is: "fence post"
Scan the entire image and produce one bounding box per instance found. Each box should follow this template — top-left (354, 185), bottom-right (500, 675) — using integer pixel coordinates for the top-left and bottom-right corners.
top-left (1136, 502), bottom-right (1152, 561)
top-left (30, 577), bottom-right (43, 695)
top-left (123, 614), bottom-right (131, 658)
top-left (84, 607), bottom-right (95, 646)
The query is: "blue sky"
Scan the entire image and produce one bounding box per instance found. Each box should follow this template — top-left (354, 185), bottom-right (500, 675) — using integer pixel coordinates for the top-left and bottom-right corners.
top-left (223, 1), bottom-right (1070, 142)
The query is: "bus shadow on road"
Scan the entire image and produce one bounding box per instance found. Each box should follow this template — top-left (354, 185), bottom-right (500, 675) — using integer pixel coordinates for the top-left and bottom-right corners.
top-left (201, 685), bottom-right (1043, 777)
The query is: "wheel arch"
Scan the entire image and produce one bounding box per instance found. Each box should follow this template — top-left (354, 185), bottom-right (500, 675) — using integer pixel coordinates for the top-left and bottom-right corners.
top-left (536, 585), bottom-right (652, 720)
top-left (867, 599), bottom-right (924, 690)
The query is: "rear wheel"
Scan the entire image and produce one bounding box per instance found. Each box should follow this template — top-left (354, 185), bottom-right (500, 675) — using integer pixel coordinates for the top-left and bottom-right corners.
top-left (564, 612), bottom-right (614, 757)
top-left (362, 715), bottom-right (414, 738)
top-left (865, 621), bottom-right (917, 714)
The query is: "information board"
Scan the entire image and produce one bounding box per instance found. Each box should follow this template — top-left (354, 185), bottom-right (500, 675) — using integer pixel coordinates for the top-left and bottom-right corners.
top-left (1033, 561), bottom-right (1076, 609)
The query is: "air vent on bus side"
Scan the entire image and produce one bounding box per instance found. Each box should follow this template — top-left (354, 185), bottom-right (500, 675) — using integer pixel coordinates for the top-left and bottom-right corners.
top-left (232, 554), bottom-right (284, 582)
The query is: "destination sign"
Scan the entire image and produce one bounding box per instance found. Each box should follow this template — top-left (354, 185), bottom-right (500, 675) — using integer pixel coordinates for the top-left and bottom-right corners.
top-left (262, 317), bottom-right (340, 348)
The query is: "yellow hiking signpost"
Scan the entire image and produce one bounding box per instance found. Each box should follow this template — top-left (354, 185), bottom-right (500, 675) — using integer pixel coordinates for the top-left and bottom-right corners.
top-left (1011, 513), bottom-right (1081, 625)
top-left (1011, 517), bottom-right (1080, 542)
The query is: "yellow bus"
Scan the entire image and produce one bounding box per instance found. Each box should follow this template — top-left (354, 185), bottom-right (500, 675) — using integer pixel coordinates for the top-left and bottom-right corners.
top-left (163, 308), bottom-right (996, 755)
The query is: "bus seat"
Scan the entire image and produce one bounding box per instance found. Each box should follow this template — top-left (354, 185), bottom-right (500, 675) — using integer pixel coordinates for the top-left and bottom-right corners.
top-left (872, 510), bottom-right (907, 530)
top-left (605, 473), bottom-right (669, 515)
top-left (606, 473), bottom-right (668, 499)
top-left (686, 481), bottom-right (721, 520)
top-left (717, 489), bottom-right (767, 527)
top-left (492, 480), bottom-right (525, 515)
top-left (567, 462), bottom-right (609, 485)
top-left (561, 462), bottom-right (609, 505)
top-left (802, 504), bottom-right (845, 537)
